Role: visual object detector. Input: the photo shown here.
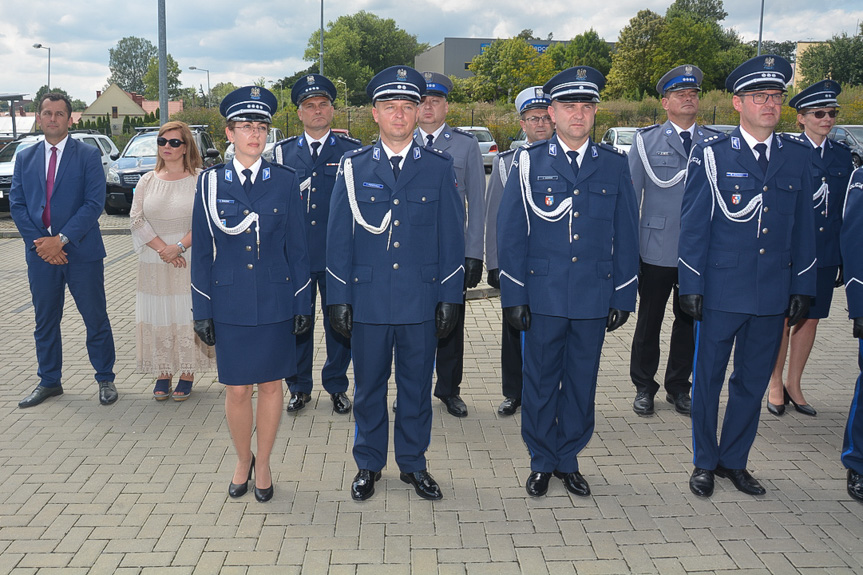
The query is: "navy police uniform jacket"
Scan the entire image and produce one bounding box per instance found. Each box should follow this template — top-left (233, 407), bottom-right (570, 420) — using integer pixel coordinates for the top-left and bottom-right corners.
top-left (497, 137), bottom-right (639, 318)
top-left (844, 168), bottom-right (863, 319)
top-left (326, 142), bottom-right (465, 324)
top-left (484, 148), bottom-right (517, 271)
top-left (805, 136), bottom-right (853, 268)
top-left (191, 161), bottom-right (311, 325)
top-left (678, 129), bottom-right (817, 315)
top-left (273, 131), bottom-right (361, 271)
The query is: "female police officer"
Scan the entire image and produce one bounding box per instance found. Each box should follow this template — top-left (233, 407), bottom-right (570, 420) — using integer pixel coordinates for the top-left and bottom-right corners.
top-left (192, 86), bottom-right (311, 502)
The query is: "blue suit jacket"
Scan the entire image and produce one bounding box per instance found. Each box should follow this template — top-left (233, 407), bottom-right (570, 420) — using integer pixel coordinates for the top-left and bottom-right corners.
top-left (497, 137), bottom-right (640, 319)
top-left (326, 142), bottom-right (465, 325)
top-left (9, 137), bottom-right (106, 260)
top-left (273, 131), bottom-right (361, 272)
top-left (842, 168), bottom-right (863, 319)
top-left (678, 129), bottom-right (817, 315)
top-left (806, 137), bottom-right (853, 267)
top-left (191, 161), bottom-right (311, 326)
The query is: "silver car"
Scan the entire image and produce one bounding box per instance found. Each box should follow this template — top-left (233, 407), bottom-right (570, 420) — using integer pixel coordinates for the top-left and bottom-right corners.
top-left (224, 127), bottom-right (285, 163)
top-left (457, 126), bottom-right (498, 172)
top-left (600, 127), bottom-right (637, 155)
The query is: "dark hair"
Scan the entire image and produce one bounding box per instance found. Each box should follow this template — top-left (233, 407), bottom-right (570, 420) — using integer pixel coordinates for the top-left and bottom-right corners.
top-left (38, 92), bottom-right (73, 116)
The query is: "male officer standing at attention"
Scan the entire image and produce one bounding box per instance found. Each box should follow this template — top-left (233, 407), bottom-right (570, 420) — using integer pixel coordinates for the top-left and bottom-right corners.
top-left (414, 71), bottom-right (485, 418)
top-left (274, 74), bottom-right (360, 415)
top-left (10, 92), bottom-right (118, 408)
top-left (498, 67), bottom-right (639, 497)
top-left (485, 86), bottom-right (552, 416)
top-left (327, 66), bottom-right (465, 501)
top-left (629, 65), bottom-right (715, 417)
top-left (679, 55), bottom-right (816, 498)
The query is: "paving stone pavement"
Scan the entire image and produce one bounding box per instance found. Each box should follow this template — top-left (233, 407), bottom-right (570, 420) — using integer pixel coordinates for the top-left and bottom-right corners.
top-left (0, 211), bottom-right (862, 574)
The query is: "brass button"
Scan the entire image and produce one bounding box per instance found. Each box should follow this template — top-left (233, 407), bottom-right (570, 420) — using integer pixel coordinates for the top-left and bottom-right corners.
top-left (763, 186), bottom-right (768, 192)
top-left (214, 280), bottom-right (219, 285)
top-left (602, 189), bottom-right (607, 194)
top-left (311, 204), bottom-right (316, 209)
top-left (245, 246), bottom-right (252, 251)
top-left (312, 171), bottom-right (318, 177)
top-left (788, 184), bottom-right (793, 189)
top-left (393, 199), bottom-right (400, 205)
top-left (311, 221), bottom-right (317, 226)
top-left (394, 220), bottom-right (400, 226)
top-left (822, 211), bottom-right (827, 216)
top-left (607, 273), bottom-right (611, 278)
top-left (421, 196), bottom-right (427, 202)
top-left (247, 264), bottom-right (254, 270)
top-left (762, 228), bottom-right (768, 234)
top-left (273, 208), bottom-right (278, 213)
top-left (530, 270), bottom-right (535, 274)
top-left (571, 257), bottom-right (578, 263)
top-left (573, 234), bottom-right (580, 240)
top-left (393, 263), bottom-right (399, 270)
top-left (286, 277), bottom-right (290, 281)
top-left (547, 188), bottom-right (552, 192)
top-left (393, 241), bottom-right (400, 248)
top-left (243, 209), bottom-right (249, 215)
top-left (759, 248), bottom-right (766, 254)
top-left (573, 211), bottom-right (580, 218)
top-left (219, 210), bottom-right (225, 215)
top-left (734, 185), bottom-right (740, 190)
top-left (353, 277), bottom-right (359, 283)
top-left (574, 189), bottom-right (580, 195)
top-left (311, 187), bottom-right (316, 192)
top-left (819, 227), bottom-right (824, 232)
top-left (245, 228), bottom-right (251, 234)
top-left (370, 196), bottom-right (375, 202)
top-left (822, 177), bottom-right (827, 182)
top-left (763, 206), bottom-right (769, 213)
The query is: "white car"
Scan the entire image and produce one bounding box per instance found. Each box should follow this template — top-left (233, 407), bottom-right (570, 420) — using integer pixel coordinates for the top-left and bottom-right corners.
top-left (457, 126), bottom-right (498, 172)
top-left (600, 127), bottom-right (637, 155)
top-left (224, 127), bottom-right (285, 163)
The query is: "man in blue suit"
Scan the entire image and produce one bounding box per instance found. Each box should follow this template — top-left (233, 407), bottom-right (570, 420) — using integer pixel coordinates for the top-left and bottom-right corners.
top-left (327, 66), bottom-right (465, 501)
top-left (498, 67), bottom-right (639, 498)
top-left (679, 55), bottom-right (817, 497)
top-left (10, 93), bottom-right (117, 408)
top-left (274, 74), bottom-right (361, 415)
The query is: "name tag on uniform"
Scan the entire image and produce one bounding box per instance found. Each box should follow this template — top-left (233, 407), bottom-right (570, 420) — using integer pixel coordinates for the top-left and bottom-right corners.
top-left (363, 182), bottom-right (384, 189)
top-left (656, 151), bottom-right (673, 156)
top-left (217, 198), bottom-right (235, 204)
top-left (537, 175), bottom-right (558, 181)
top-left (726, 172), bottom-right (749, 178)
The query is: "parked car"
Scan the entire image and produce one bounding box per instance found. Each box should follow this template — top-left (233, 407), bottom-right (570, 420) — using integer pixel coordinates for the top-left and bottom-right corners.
top-left (828, 125), bottom-right (863, 168)
top-left (510, 129), bottom-right (527, 150)
top-left (600, 127), bottom-right (637, 154)
top-left (457, 126), bottom-right (498, 172)
top-left (704, 124), bottom-right (737, 135)
top-left (224, 127), bottom-right (284, 163)
top-left (0, 130), bottom-right (118, 212)
top-left (105, 126), bottom-right (221, 215)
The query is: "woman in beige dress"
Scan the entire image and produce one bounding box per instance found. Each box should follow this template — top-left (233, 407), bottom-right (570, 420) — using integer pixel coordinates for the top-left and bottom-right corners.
top-left (131, 120), bottom-right (215, 400)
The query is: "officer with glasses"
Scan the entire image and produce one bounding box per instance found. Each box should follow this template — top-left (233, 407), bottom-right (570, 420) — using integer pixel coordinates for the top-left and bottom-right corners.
top-left (679, 55), bottom-right (817, 498)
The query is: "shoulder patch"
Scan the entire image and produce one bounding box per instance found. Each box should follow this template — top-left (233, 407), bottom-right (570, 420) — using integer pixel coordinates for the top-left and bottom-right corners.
top-left (452, 127), bottom-right (477, 140)
top-left (597, 142), bottom-right (625, 155)
top-left (335, 133), bottom-right (361, 145)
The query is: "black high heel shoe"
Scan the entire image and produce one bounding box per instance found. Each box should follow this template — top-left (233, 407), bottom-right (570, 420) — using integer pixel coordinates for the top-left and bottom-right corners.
top-left (254, 462), bottom-right (274, 503)
top-left (767, 388), bottom-right (788, 416)
top-left (785, 386), bottom-right (816, 416)
top-left (228, 455), bottom-right (255, 498)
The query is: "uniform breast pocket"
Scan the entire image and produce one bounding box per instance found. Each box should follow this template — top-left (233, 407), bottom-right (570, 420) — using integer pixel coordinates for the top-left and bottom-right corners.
top-left (532, 181), bottom-right (568, 212)
top-left (259, 199), bottom-right (288, 220)
top-left (717, 176), bottom-right (755, 210)
top-left (648, 154), bottom-right (682, 179)
top-left (775, 177), bottom-right (802, 215)
top-left (324, 164), bottom-right (339, 177)
top-left (406, 188), bottom-right (439, 226)
top-left (588, 182), bottom-right (618, 220)
top-left (828, 166), bottom-right (848, 180)
top-left (215, 202), bottom-right (239, 218)
top-left (355, 186), bottom-right (390, 222)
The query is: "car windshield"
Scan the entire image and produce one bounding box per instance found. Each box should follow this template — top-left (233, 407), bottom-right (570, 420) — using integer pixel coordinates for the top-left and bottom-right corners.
top-left (845, 126), bottom-right (863, 142)
top-left (0, 140), bottom-right (38, 163)
top-left (471, 130), bottom-right (494, 143)
top-left (616, 131), bottom-right (635, 145)
top-left (124, 134), bottom-right (158, 157)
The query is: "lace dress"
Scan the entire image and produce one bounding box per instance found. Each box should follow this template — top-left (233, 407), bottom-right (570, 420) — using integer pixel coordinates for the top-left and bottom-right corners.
top-left (130, 171), bottom-right (216, 375)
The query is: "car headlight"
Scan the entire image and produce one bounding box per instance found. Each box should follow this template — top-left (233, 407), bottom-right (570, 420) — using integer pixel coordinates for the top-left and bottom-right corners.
top-left (107, 167), bottom-right (120, 185)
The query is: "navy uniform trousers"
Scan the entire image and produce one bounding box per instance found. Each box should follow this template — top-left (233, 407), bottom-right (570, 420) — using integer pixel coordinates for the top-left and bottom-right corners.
top-left (841, 168), bottom-right (863, 477)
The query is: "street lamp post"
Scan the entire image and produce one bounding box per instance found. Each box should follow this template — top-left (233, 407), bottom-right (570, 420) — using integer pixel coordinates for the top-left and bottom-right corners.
top-left (319, 0), bottom-right (324, 74)
top-left (189, 66), bottom-right (211, 107)
top-left (32, 43), bottom-right (51, 91)
top-left (335, 79), bottom-right (348, 109)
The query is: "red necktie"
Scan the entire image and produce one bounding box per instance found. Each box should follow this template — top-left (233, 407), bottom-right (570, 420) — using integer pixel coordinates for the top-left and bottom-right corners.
top-left (42, 146), bottom-right (57, 228)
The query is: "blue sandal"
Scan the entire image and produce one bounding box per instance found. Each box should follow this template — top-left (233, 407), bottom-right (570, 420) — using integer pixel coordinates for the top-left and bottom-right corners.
top-left (173, 379), bottom-right (193, 401)
top-left (153, 378), bottom-right (172, 401)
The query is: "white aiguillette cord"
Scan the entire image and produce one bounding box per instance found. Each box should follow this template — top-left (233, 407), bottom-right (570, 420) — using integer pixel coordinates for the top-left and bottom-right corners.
top-left (635, 130), bottom-right (686, 189)
top-left (704, 146), bottom-right (763, 237)
top-left (518, 149), bottom-right (573, 241)
top-left (343, 157), bottom-right (394, 249)
top-left (206, 170), bottom-right (261, 258)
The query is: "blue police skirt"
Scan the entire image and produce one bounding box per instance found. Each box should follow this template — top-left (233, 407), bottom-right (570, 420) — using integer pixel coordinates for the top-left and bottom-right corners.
top-left (213, 320), bottom-right (295, 385)
top-left (807, 265), bottom-right (839, 319)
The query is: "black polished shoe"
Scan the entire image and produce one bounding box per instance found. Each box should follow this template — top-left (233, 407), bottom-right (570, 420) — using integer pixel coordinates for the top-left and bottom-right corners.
top-left (525, 471), bottom-right (552, 497)
top-left (229, 455), bottom-right (255, 498)
top-left (714, 465), bottom-right (766, 495)
top-left (254, 461), bottom-right (273, 502)
top-left (785, 387), bottom-right (816, 416)
top-left (689, 467), bottom-right (715, 497)
top-left (632, 391), bottom-right (654, 416)
top-left (847, 469), bottom-right (863, 502)
top-left (439, 395), bottom-right (468, 417)
top-left (498, 397), bottom-right (521, 416)
top-left (666, 392), bottom-right (691, 416)
top-left (351, 469), bottom-right (382, 501)
top-left (400, 470), bottom-right (443, 500)
top-left (766, 398), bottom-right (785, 416)
top-left (331, 392), bottom-right (352, 414)
top-left (553, 470), bottom-right (590, 497)
top-left (18, 385), bottom-right (63, 408)
top-left (98, 381), bottom-right (118, 405)
top-left (286, 392), bottom-right (311, 413)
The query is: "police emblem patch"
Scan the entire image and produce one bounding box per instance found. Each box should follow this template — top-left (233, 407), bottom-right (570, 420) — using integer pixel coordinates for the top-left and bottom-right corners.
top-left (764, 57), bottom-right (775, 69)
top-left (576, 68), bottom-right (587, 80)
top-left (397, 68), bottom-right (407, 81)
top-left (732, 193), bottom-right (742, 205)
top-left (545, 195), bottom-right (554, 206)
top-left (423, 71), bottom-right (433, 81)
top-left (262, 167), bottom-right (271, 181)
top-left (685, 65), bottom-right (693, 75)
top-left (307, 75), bottom-right (315, 84)
top-left (250, 87), bottom-right (261, 99)
top-left (535, 87), bottom-right (544, 98)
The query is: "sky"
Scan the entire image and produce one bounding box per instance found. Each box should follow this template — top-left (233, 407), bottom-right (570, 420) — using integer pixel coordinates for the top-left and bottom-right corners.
top-left (2, 0), bottom-right (862, 105)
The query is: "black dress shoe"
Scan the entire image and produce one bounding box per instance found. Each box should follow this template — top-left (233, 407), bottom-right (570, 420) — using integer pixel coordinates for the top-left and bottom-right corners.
top-left (498, 397), bottom-right (521, 416)
top-left (847, 469), bottom-right (863, 502)
top-left (351, 469), bottom-right (382, 501)
top-left (400, 470), bottom-right (443, 500)
top-left (666, 392), bottom-right (691, 416)
top-left (18, 385), bottom-right (63, 408)
top-left (714, 465), bottom-right (766, 495)
top-left (526, 471), bottom-right (552, 497)
top-left (229, 455), bottom-right (255, 498)
top-left (439, 395), bottom-right (468, 417)
top-left (785, 387), bottom-right (816, 416)
top-left (553, 470), bottom-right (590, 496)
top-left (254, 483), bottom-right (274, 502)
top-left (632, 391), bottom-right (654, 416)
top-left (689, 467), bottom-right (715, 497)
top-left (287, 392), bottom-right (311, 413)
top-left (766, 399), bottom-right (785, 416)
top-left (331, 392), bottom-right (352, 414)
top-left (98, 381), bottom-right (118, 405)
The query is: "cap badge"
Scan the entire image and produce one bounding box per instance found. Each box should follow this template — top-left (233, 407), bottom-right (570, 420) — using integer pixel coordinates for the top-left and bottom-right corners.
top-left (685, 65), bottom-right (693, 75)
top-left (535, 88), bottom-right (544, 98)
top-left (576, 68), bottom-right (588, 80)
top-left (825, 81), bottom-right (832, 89)
top-left (423, 72), bottom-right (433, 80)
top-left (397, 68), bottom-right (407, 81)
top-left (764, 57), bottom-right (775, 70)
top-left (250, 86), bottom-right (261, 100)
top-left (307, 75), bottom-right (315, 85)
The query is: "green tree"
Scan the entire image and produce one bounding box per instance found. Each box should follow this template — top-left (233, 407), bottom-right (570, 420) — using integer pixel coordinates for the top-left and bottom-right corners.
top-left (210, 82), bottom-right (239, 107)
top-left (107, 36), bottom-right (157, 94)
top-left (799, 26), bottom-right (863, 86)
top-left (142, 54), bottom-right (182, 100)
top-left (466, 38), bottom-right (555, 102)
top-left (304, 11), bottom-right (428, 105)
top-left (605, 10), bottom-right (666, 98)
top-left (29, 85), bottom-right (79, 112)
top-left (651, 14), bottom-right (726, 92)
top-left (665, 0), bottom-right (728, 22)
top-left (546, 29), bottom-right (612, 77)
top-left (746, 40), bottom-right (796, 63)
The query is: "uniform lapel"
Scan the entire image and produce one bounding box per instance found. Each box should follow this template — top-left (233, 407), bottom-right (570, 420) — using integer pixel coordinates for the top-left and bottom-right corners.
top-left (372, 145), bottom-right (398, 191)
top-left (394, 143), bottom-right (422, 190)
top-left (730, 127), bottom-right (763, 182)
top-left (296, 136), bottom-right (315, 172)
top-left (664, 121), bottom-right (686, 158)
top-left (221, 164), bottom-right (253, 206)
top-left (575, 140), bottom-right (599, 184)
top-left (764, 133), bottom-right (787, 182)
top-left (319, 131), bottom-right (338, 166)
top-left (549, 138), bottom-right (576, 187)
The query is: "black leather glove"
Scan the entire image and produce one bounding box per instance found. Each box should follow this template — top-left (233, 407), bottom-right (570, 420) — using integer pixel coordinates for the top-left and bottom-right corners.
top-left (328, 304), bottom-right (353, 339)
top-left (606, 308), bottom-right (630, 332)
top-left (787, 294), bottom-right (810, 327)
top-left (293, 314), bottom-right (312, 336)
top-left (487, 268), bottom-right (500, 290)
top-left (194, 318), bottom-right (216, 346)
top-left (854, 317), bottom-right (863, 339)
top-left (836, 266), bottom-right (844, 288)
top-left (464, 257), bottom-right (483, 289)
top-left (503, 305), bottom-right (531, 331)
top-left (679, 294), bottom-right (703, 322)
top-left (435, 302), bottom-right (460, 339)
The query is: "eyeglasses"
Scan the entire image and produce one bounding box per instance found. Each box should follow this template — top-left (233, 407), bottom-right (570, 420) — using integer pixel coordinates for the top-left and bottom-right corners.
top-left (523, 115), bottom-right (552, 125)
top-left (742, 92), bottom-right (787, 105)
top-left (157, 137), bottom-right (185, 148)
top-left (234, 124), bottom-right (269, 135)
top-left (804, 109), bottom-right (838, 119)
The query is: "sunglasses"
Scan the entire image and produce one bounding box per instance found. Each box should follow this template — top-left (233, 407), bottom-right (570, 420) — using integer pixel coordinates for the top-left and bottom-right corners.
top-left (804, 109), bottom-right (838, 119)
top-left (157, 137), bottom-right (185, 148)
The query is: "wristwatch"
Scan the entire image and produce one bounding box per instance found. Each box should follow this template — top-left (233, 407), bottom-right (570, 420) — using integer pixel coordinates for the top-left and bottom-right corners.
top-left (176, 241), bottom-right (187, 253)
top-left (58, 233), bottom-right (70, 245)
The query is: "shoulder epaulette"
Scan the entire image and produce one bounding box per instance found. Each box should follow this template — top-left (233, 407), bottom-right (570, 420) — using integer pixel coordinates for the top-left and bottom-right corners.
top-left (698, 124), bottom-right (721, 136)
top-left (202, 162), bottom-right (225, 174)
top-left (829, 137), bottom-right (851, 152)
top-left (597, 142), bottom-right (626, 156)
top-left (452, 127), bottom-right (477, 140)
top-left (274, 135), bottom-right (299, 147)
top-left (335, 133), bottom-right (361, 145)
top-left (343, 144), bottom-right (374, 159)
top-left (779, 132), bottom-right (809, 148)
top-left (497, 148), bottom-right (518, 159)
top-left (638, 124), bottom-right (661, 133)
top-left (701, 133), bottom-right (728, 147)
top-left (426, 147), bottom-right (453, 160)
top-left (525, 139), bottom-right (548, 150)
top-left (268, 162), bottom-right (297, 174)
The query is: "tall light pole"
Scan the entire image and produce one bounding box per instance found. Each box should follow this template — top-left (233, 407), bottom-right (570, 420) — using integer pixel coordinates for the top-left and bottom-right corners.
top-left (319, 0), bottom-right (324, 74)
top-left (757, 0), bottom-right (765, 56)
top-left (32, 43), bottom-right (51, 91)
top-left (335, 78), bottom-right (348, 109)
top-left (189, 66), bottom-right (211, 107)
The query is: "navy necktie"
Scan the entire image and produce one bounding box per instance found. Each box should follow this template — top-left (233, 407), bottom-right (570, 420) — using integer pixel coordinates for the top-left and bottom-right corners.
top-left (390, 156), bottom-right (402, 181)
top-left (425, 134), bottom-right (434, 148)
top-left (310, 141), bottom-right (321, 162)
top-left (680, 131), bottom-right (692, 156)
top-left (567, 151), bottom-right (580, 180)
top-left (242, 169), bottom-right (253, 194)
top-left (754, 143), bottom-right (769, 175)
